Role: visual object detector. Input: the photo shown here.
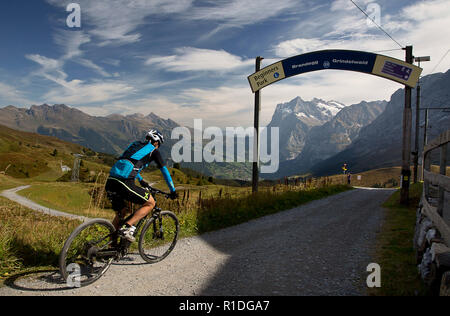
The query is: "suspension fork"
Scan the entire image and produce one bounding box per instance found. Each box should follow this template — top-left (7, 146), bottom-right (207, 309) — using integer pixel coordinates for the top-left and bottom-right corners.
top-left (152, 208), bottom-right (164, 239)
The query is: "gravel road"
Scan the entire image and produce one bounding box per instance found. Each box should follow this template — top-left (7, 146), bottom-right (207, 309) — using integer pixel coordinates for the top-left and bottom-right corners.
top-left (0, 186), bottom-right (88, 222)
top-left (0, 187), bottom-right (394, 296)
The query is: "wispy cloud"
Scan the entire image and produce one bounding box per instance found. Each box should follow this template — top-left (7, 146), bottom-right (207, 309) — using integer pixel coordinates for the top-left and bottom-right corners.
top-left (145, 47), bottom-right (253, 72)
top-left (25, 28), bottom-right (122, 103)
top-left (53, 29), bottom-right (91, 60)
top-left (76, 58), bottom-right (112, 77)
top-left (0, 82), bottom-right (35, 106)
top-left (47, 0), bottom-right (193, 46)
top-left (42, 79), bottom-right (135, 105)
top-left (399, 0), bottom-right (450, 74)
top-left (27, 29), bottom-right (112, 80)
top-left (274, 38), bottom-right (334, 57)
top-left (188, 0), bottom-right (298, 24)
top-left (25, 54), bottom-right (69, 87)
top-left (188, 0), bottom-right (302, 40)
top-left (272, 34), bottom-right (396, 59)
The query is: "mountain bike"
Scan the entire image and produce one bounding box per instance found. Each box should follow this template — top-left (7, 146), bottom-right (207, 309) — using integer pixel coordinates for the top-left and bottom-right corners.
top-left (59, 186), bottom-right (179, 287)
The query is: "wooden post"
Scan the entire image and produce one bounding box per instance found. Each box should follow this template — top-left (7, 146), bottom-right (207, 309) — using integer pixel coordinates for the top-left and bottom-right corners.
top-left (438, 143), bottom-right (448, 216)
top-left (252, 56), bottom-right (263, 193)
top-left (400, 45), bottom-right (413, 205)
top-left (414, 84), bottom-right (421, 183)
top-left (421, 109), bottom-right (429, 182)
top-left (424, 151), bottom-right (431, 199)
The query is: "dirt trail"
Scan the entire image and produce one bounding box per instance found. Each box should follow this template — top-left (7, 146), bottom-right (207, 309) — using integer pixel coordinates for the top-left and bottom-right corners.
top-left (0, 187), bottom-right (394, 296)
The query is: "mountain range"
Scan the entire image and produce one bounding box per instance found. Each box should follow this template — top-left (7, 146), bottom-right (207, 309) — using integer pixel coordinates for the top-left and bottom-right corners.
top-left (0, 104), bottom-right (179, 160)
top-left (269, 99), bottom-right (388, 178)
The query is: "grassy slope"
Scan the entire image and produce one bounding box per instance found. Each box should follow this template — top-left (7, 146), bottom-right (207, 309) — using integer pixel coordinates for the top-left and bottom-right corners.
top-left (0, 124), bottom-right (112, 181)
top-left (16, 181), bottom-right (114, 220)
top-left (0, 124), bottom-right (81, 179)
top-left (367, 183), bottom-right (430, 296)
top-left (0, 174), bottom-right (25, 191)
top-left (350, 167), bottom-right (402, 188)
top-left (321, 166), bottom-right (401, 188)
top-left (330, 166), bottom-right (449, 189)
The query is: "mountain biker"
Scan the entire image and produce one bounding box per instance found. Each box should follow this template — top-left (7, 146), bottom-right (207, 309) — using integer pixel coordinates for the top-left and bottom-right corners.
top-left (105, 129), bottom-right (178, 242)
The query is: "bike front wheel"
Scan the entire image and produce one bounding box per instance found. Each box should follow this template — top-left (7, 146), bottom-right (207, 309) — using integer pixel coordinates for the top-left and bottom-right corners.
top-left (59, 219), bottom-right (116, 287)
top-left (138, 211), bottom-right (179, 263)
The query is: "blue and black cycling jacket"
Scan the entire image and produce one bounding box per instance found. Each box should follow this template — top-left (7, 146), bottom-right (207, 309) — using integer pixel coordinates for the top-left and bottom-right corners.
top-left (109, 141), bottom-right (176, 193)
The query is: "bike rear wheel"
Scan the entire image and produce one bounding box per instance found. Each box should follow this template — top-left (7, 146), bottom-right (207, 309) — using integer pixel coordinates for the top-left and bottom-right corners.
top-left (59, 219), bottom-right (116, 287)
top-left (138, 211), bottom-right (179, 263)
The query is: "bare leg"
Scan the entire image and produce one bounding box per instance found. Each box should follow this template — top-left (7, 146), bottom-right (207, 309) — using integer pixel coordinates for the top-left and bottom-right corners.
top-left (126, 196), bottom-right (156, 227)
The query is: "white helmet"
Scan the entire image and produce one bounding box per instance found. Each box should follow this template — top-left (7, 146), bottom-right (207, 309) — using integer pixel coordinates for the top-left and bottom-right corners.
top-left (146, 129), bottom-right (164, 145)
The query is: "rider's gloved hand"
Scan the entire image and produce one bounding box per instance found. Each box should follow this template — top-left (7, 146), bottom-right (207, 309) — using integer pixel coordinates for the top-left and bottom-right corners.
top-left (169, 191), bottom-right (178, 200)
top-left (139, 179), bottom-right (149, 188)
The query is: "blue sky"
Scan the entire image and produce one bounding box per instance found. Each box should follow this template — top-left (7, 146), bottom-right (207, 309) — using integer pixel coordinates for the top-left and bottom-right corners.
top-left (0, 0), bottom-right (449, 127)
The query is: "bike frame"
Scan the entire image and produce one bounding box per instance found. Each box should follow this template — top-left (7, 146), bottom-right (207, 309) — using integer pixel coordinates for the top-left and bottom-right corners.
top-left (95, 187), bottom-right (168, 260)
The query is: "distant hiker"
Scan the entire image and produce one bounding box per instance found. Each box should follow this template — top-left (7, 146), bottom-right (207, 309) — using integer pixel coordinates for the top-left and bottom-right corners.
top-left (105, 129), bottom-right (178, 242)
top-left (347, 173), bottom-right (351, 185)
top-left (342, 163), bottom-right (348, 174)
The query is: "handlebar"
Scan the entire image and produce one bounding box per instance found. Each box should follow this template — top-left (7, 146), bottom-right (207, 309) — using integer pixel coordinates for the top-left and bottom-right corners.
top-left (145, 185), bottom-right (171, 198)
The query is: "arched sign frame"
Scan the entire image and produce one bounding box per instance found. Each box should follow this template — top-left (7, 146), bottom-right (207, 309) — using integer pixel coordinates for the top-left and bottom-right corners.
top-left (248, 49), bottom-right (422, 93)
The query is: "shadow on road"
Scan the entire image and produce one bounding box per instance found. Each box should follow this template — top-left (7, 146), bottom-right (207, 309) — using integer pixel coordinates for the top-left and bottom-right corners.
top-left (193, 188), bottom-right (393, 295)
top-left (4, 269), bottom-right (74, 293)
top-left (3, 251), bottom-right (155, 293)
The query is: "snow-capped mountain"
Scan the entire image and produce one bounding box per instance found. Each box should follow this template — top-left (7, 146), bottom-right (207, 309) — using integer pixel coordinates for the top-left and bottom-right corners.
top-left (268, 100), bottom-right (387, 178)
top-left (272, 97), bottom-right (345, 125)
top-left (267, 97), bottom-right (346, 161)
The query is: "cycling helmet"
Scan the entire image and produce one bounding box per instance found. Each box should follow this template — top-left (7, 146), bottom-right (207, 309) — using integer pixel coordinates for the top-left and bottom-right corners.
top-left (146, 129), bottom-right (164, 145)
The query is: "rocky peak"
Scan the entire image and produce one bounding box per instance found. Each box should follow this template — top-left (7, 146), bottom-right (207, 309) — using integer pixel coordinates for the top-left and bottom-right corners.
top-left (273, 97), bottom-right (346, 125)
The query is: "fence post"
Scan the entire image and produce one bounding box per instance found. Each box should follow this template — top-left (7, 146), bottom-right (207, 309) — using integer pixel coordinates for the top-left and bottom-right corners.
top-left (198, 191), bottom-right (202, 205)
top-left (438, 143), bottom-right (448, 216)
top-left (424, 150), bottom-right (431, 199)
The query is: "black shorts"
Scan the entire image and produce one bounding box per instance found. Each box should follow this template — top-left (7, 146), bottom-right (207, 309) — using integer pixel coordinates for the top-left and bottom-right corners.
top-left (105, 177), bottom-right (151, 212)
